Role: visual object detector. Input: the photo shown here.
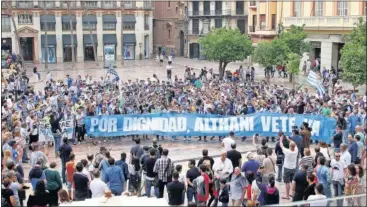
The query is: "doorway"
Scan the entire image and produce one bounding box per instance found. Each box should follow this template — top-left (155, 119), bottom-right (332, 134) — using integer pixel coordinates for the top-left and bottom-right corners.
top-left (144, 35), bottom-right (149, 59)
top-left (20, 37), bottom-right (34, 61)
top-left (63, 46), bottom-right (76, 62)
top-left (179, 31), bottom-right (184, 56)
top-left (84, 45), bottom-right (95, 61)
top-left (189, 43), bottom-right (200, 59)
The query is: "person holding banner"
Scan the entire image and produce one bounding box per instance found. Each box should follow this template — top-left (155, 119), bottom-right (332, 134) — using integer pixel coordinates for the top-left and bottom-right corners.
top-left (50, 111), bottom-right (64, 156)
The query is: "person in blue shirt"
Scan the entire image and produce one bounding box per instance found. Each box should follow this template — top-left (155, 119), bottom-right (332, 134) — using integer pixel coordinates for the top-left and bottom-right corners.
top-left (104, 157), bottom-right (125, 196)
top-left (115, 152), bottom-right (129, 190)
top-left (347, 110), bottom-right (361, 137)
top-left (348, 134), bottom-right (360, 164)
top-left (66, 74), bottom-right (73, 88)
top-left (241, 153), bottom-right (260, 177)
top-left (316, 156), bottom-right (332, 198)
top-left (290, 129), bottom-right (304, 157)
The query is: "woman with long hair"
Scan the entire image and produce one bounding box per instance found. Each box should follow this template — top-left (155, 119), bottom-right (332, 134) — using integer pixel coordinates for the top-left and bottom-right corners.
top-left (2, 150), bottom-right (12, 167)
top-left (344, 164), bottom-right (359, 205)
top-left (27, 180), bottom-right (51, 207)
top-left (203, 160), bottom-right (217, 207)
top-left (58, 189), bottom-right (71, 206)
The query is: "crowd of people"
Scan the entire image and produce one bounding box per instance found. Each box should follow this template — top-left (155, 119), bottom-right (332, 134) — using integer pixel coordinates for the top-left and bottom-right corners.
top-left (1, 53), bottom-right (366, 207)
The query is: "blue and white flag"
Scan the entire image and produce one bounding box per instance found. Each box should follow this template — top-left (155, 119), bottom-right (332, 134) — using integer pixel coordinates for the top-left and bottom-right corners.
top-left (307, 71), bottom-right (325, 94)
top-left (107, 66), bottom-right (120, 82)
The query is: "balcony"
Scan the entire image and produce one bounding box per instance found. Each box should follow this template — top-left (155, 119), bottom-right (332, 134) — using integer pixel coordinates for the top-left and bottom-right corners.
top-left (249, 1), bottom-right (256, 8)
top-left (143, 1), bottom-right (152, 9)
top-left (60, 1), bottom-right (77, 9)
top-left (248, 26), bottom-right (277, 36)
top-left (187, 9), bottom-right (232, 17)
top-left (123, 2), bottom-right (135, 9)
top-left (16, 1), bottom-right (34, 8)
top-left (39, 1), bottom-right (56, 9)
top-left (102, 1), bottom-right (117, 9)
top-left (82, 1), bottom-right (98, 9)
top-left (283, 16), bottom-right (366, 30)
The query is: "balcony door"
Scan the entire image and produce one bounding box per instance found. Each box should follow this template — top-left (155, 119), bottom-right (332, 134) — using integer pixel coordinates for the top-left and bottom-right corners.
top-left (204, 1), bottom-right (210, 15)
top-left (193, 1), bottom-right (199, 15)
top-left (215, 1), bottom-right (222, 15)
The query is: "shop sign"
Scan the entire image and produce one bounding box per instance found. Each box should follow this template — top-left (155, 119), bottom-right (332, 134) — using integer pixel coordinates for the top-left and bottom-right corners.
top-left (311, 41), bottom-right (321, 48)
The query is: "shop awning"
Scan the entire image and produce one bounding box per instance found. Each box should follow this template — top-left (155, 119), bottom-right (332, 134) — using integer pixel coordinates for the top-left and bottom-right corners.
top-left (103, 14), bottom-right (117, 23)
top-left (123, 34), bottom-right (136, 45)
top-left (41, 35), bottom-right (57, 45)
top-left (103, 34), bottom-right (117, 44)
top-left (123, 14), bottom-right (136, 23)
top-left (62, 34), bottom-right (78, 45)
top-left (83, 34), bottom-right (98, 44)
top-left (82, 14), bottom-right (97, 23)
top-left (40, 15), bottom-right (56, 23)
top-left (61, 14), bottom-right (76, 23)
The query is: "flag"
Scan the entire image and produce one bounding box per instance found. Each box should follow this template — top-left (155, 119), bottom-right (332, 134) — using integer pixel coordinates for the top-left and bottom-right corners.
top-left (107, 66), bottom-right (120, 82)
top-left (307, 71), bottom-right (325, 94)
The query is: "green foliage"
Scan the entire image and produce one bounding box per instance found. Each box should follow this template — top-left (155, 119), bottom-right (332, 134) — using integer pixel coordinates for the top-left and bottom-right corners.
top-left (199, 28), bottom-right (253, 63)
top-left (278, 25), bottom-right (311, 56)
top-left (253, 39), bottom-right (289, 68)
top-left (286, 53), bottom-right (301, 75)
top-left (340, 18), bottom-right (366, 88)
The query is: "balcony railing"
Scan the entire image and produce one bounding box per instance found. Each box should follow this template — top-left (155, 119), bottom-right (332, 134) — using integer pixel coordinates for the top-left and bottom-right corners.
top-left (188, 9), bottom-right (232, 17)
top-left (188, 29), bottom-right (200, 35)
top-left (82, 1), bottom-right (98, 9)
top-left (102, 1), bottom-right (117, 9)
top-left (283, 16), bottom-right (366, 29)
top-left (16, 1), bottom-right (34, 8)
top-left (39, 1), bottom-right (56, 9)
top-left (124, 2), bottom-right (134, 9)
top-left (60, 1), bottom-right (77, 9)
top-left (248, 25), bottom-right (255, 33)
top-left (143, 1), bottom-right (152, 9)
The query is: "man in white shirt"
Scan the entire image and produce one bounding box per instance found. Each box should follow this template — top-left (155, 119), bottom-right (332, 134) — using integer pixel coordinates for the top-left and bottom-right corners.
top-left (340, 143), bottom-right (351, 166)
top-left (90, 171), bottom-right (109, 198)
top-left (213, 151), bottom-right (233, 181)
top-left (221, 131), bottom-right (236, 152)
top-left (280, 136), bottom-right (299, 200)
top-left (330, 151), bottom-right (346, 206)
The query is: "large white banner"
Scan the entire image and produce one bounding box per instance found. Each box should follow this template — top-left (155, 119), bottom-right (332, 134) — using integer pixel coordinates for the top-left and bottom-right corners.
top-left (60, 119), bottom-right (74, 139)
top-left (38, 121), bottom-right (54, 143)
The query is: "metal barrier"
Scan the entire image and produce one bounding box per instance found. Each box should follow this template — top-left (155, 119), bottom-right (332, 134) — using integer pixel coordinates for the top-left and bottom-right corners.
top-left (266, 193), bottom-right (366, 206)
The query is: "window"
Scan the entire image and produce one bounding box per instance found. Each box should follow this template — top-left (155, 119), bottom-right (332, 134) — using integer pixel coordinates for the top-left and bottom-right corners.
top-left (103, 23), bottom-right (116, 30)
top-left (168, 29), bottom-right (171, 39)
top-left (204, 1), bottom-right (210, 15)
top-left (192, 19), bottom-right (199, 34)
top-left (193, 1), bottom-right (199, 15)
top-left (215, 19), bottom-right (222, 28)
top-left (315, 1), bottom-right (323, 16)
top-left (17, 1), bottom-right (33, 8)
top-left (337, 1), bottom-right (348, 16)
top-left (271, 14), bottom-right (276, 30)
top-left (144, 14), bottom-right (149, 30)
top-left (123, 23), bottom-right (135, 30)
top-left (1, 15), bottom-right (11, 32)
top-left (144, 0), bottom-right (152, 9)
top-left (41, 23), bottom-right (56, 31)
top-left (176, 7), bottom-right (178, 14)
top-left (215, 1), bottom-right (222, 15)
top-left (293, 1), bottom-right (301, 17)
top-left (237, 19), bottom-right (246, 34)
top-left (62, 23), bottom-right (76, 31)
top-left (102, 1), bottom-right (116, 9)
top-left (124, 1), bottom-right (133, 9)
top-left (18, 14), bottom-right (33, 24)
top-left (260, 14), bottom-right (266, 29)
top-left (236, 1), bottom-right (244, 15)
top-left (364, 1), bottom-right (367, 15)
top-left (83, 23), bottom-right (97, 30)
top-left (39, 1), bottom-right (55, 8)
top-left (168, 1), bottom-right (170, 8)
top-left (60, 1), bottom-right (76, 8)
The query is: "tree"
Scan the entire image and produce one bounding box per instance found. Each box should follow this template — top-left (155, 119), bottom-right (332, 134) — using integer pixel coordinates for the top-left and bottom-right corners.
top-left (286, 53), bottom-right (301, 83)
top-left (199, 28), bottom-right (253, 79)
top-left (340, 18), bottom-right (366, 89)
top-left (278, 25), bottom-right (311, 56)
top-left (253, 39), bottom-right (289, 68)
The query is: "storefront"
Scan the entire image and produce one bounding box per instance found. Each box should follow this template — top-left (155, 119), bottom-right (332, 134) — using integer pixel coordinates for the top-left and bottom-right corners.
top-left (103, 34), bottom-right (117, 62)
top-left (83, 34), bottom-right (97, 61)
top-left (62, 34), bottom-right (77, 62)
top-left (123, 34), bottom-right (136, 60)
top-left (41, 35), bottom-right (57, 63)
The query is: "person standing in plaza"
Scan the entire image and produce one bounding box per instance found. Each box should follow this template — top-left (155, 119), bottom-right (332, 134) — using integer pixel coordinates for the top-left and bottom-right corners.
top-left (186, 159), bottom-right (201, 203)
top-left (65, 153), bottom-right (76, 199)
top-left (340, 143), bottom-right (352, 166)
top-left (229, 167), bottom-right (247, 206)
top-left (43, 162), bottom-right (62, 206)
top-left (316, 156), bottom-right (332, 198)
top-left (50, 111), bottom-right (64, 155)
top-left (90, 171), bottom-right (109, 198)
top-left (291, 164), bottom-right (309, 201)
top-left (144, 149), bottom-right (158, 198)
top-left (58, 137), bottom-right (73, 184)
top-left (226, 143), bottom-right (242, 169)
top-left (280, 137), bottom-right (298, 200)
top-left (115, 152), bottom-right (129, 191)
top-left (167, 172), bottom-right (185, 206)
top-left (193, 164), bottom-right (210, 206)
top-left (153, 149), bottom-right (174, 198)
top-left (331, 125), bottom-right (344, 152)
top-left (73, 162), bottom-right (90, 201)
top-left (221, 132), bottom-right (236, 152)
top-left (197, 149), bottom-right (215, 170)
top-left (330, 151), bottom-right (347, 206)
top-left (104, 157), bottom-right (125, 196)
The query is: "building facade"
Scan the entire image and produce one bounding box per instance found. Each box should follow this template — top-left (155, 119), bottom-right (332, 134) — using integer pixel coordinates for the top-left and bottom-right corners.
top-left (186, 1), bottom-right (248, 59)
top-left (1, 0), bottom-right (153, 64)
top-left (248, 0), bottom-right (280, 43)
top-left (153, 1), bottom-right (187, 57)
top-left (281, 1), bottom-right (366, 70)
